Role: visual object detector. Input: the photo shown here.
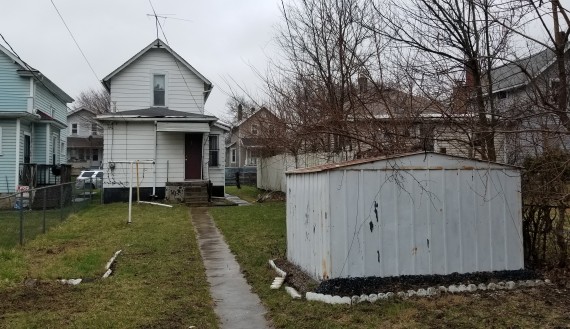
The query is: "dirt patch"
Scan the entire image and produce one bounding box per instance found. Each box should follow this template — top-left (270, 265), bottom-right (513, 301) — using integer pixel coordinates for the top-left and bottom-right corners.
top-left (256, 191), bottom-right (286, 202)
top-left (274, 259), bottom-right (319, 294)
top-left (0, 280), bottom-right (81, 315)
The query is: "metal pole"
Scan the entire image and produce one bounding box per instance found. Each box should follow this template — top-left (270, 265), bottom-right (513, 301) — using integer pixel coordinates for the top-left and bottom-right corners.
top-left (42, 188), bottom-right (47, 233)
top-left (136, 161), bottom-right (140, 203)
top-left (128, 162), bottom-right (133, 224)
top-left (60, 183), bottom-right (64, 221)
top-left (19, 191), bottom-right (24, 245)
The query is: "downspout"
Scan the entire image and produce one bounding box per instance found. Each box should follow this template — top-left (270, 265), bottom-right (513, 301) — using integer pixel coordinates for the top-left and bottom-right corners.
top-left (153, 121), bottom-right (157, 196)
top-left (45, 124), bottom-right (50, 164)
top-left (14, 119), bottom-right (20, 192)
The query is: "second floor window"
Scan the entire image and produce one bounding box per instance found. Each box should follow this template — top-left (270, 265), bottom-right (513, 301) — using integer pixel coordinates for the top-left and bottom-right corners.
top-left (251, 124), bottom-right (258, 135)
top-left (71, 123), bottom-right (78, 135)
top-left (91, 123), bottom-right (98, 135)
top-left (153, 74), bottom-right (165, 106)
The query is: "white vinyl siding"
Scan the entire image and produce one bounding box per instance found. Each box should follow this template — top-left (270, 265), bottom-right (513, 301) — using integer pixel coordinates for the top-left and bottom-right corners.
top-left (0, 126), bottom-right (2, 155)
top-left (110, 48), bottom-right (205, 113)
top-left (103, 122), bottom-right (187, 187)
top-left (0, 121), bottom-right (17, 193)
top-left (207, 126), bottom-right (226, 186)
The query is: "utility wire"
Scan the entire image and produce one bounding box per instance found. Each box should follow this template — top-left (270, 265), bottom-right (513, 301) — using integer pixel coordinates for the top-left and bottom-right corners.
top-left (148, 0), bottom-right (218, 118)
top-left (50, 0), bottom-right (101, 84)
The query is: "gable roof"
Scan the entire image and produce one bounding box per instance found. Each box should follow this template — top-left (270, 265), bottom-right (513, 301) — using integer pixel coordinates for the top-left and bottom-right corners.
top-left (490, 44), bottom-right (568, 93)
top-left (67, 108), bottom-right (96, 118)
top-left (287, 151), bottom-right (519, 174)
top-left (0, 43), bottom-right (74, 103)
top-left (102, 39), bottom-right (213, 100)
top-left (235, 107), bottom-right (277, 127)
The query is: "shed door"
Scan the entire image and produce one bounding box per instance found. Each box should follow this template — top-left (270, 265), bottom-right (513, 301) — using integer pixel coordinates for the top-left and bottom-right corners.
top-left (185, 133), bottom-right (202, 180)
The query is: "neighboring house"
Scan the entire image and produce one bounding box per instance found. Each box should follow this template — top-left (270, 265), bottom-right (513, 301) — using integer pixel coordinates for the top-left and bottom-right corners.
top-left (98, 38), bottom-right (229, 203)
top-left (488, 44), bottom-right (570, 164)
top-left (0, 43), bottom-right (73, 195)
top-left (66, 108), bottom-right (103, 174)
top-left (226, 106), bottom-right (277, 167)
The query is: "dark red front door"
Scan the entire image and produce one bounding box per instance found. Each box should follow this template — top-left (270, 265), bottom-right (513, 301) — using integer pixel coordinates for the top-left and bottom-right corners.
top-left (185, 134), bottom-right (202, 180)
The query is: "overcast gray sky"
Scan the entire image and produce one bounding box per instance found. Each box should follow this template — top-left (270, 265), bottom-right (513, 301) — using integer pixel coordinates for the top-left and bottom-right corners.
top-left (0, 0), bottom-right (282, 120)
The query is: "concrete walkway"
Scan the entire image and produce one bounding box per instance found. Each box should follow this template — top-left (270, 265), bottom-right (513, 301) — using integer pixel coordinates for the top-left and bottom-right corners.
top-left (191, 208), bottom-right (271, 329)
top-left (225, 193), bottom-right (251, 206)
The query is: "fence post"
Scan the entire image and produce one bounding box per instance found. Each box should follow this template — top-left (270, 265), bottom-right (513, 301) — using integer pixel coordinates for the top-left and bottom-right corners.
top-left (19, 191), bottom-right (24, 245)
top-left (60, 183), bottom-right (64, 221)
top-left (42, 188), bottom-right (47, 233)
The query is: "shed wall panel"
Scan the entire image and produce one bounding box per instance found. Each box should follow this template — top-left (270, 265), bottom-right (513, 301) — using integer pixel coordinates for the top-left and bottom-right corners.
top-left (287, 153), bottom-right (524, 280)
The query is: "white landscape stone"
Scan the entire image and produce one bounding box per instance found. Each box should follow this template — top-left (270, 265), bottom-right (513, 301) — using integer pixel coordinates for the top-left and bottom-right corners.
top-left (438, 286), bottom-right (448, 293)
top-left (368, 294), bottom-right (378, 303)
top-left (331, 296), bottom-right (343, 304)
top-left (497, 282), bottom-right (506, 290)
top-left (467, 284), bottom-right (477, 292)
top-left (397, 291), bottom-right (406, 298)
top-left (506, 281), bottom-right (516, 290)
top-left (359, 294), bottom-right (368, 303)
top-left (285, 286), bottom-right (302, 299)
top-left (385, 292), bottom-right (395, 298)
top-left (351, 296), bottom-right (360, 304)
top-left (448, 285), bottom-right (459, 293)
top-left (340, 297), bottom-right (351, 305)
top-left (377, 293), bottom-right (387, 300)
top-left (416, 289), bottom-right (428, 297)
top-left (407, 290), bottom-right (416, 297)
top-left (458, 284), bottom-right (468, 292)
top-left (478, 283), bottom-right (487, 290)
top-left (487, 283), bottom-right (497, 290)
top-left (427, 287), bottom-right (437, 296)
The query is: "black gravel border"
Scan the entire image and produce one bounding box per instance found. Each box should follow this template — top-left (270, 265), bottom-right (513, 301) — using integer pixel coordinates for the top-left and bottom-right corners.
top-left (315, 270), bottom-right (540, 296)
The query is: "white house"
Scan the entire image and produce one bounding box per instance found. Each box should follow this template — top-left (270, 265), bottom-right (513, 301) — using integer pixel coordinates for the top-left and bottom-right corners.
top-left (67, 108), bottom-right (103, 173)
top-left (97, 39), bottom-right (229, 203)
top-left (286, 152), bottom-right (523, 280)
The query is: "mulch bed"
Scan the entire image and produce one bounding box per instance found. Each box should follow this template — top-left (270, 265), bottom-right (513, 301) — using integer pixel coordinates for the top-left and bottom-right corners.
top-left (315, 270), bottom-right (541, 297)
top-left (272, 258), bottom-right (550, 297)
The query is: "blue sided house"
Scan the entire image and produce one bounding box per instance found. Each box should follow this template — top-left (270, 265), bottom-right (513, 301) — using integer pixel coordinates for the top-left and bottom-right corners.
top-left (0, 43), bottom-right (74, 198)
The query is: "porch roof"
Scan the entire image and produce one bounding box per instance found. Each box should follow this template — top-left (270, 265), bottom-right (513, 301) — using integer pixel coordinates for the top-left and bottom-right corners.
top-left (67, 136), bottom-right (104, 148)
top-left (97, 107), bottom-right (218, 122)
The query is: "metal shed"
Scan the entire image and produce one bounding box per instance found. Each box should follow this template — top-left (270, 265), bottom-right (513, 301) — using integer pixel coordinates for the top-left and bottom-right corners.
top-left (286, 152), bottom-right (523, 280)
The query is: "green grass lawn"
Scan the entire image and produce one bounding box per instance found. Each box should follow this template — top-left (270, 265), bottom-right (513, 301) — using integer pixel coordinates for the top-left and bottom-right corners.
top-left (0, 203), bottom-right (218, 329)
top-left (225, 185), bottom-right (262, 203)
top-left (210, 201), bottom-right (570, 329)
top-left (0, 197), bottom-right (95, 249)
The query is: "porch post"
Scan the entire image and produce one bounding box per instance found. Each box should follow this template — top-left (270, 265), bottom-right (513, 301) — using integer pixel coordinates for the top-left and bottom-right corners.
top-left (14, 119), bottom-right (20, 192)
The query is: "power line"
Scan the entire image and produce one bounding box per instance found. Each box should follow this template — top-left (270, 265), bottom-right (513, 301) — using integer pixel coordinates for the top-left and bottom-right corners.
top-left (50, 0), bottom-right (101, 84)
top-left (147, 0), bottom-right (218, 118)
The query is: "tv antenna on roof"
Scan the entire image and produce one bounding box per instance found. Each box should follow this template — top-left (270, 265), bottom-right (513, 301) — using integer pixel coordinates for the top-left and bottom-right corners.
top-left (146, 14), bottom-right (193, 40)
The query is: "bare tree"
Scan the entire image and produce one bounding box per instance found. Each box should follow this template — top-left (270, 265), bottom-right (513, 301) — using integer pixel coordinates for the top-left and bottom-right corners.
top-left (73, 87), bottom-right (110, 114)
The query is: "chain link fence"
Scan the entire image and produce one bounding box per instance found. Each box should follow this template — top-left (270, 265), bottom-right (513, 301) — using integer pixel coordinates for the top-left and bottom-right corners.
top-left (0, 180), bottom-right (102, 248)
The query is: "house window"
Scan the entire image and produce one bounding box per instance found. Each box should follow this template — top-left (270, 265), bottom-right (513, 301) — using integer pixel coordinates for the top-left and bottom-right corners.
top-left (71, 123), bottom-right (78, 135)
top-left (251, 124), bottom-right (258, 135)
top-left (52, 135), bottom-right (57, 165)
top-left (92, 149), bottom-right (99, 162)
top-left (498, 91), bottom-right (507, 99)
top-left (231, 148), bottom-right (236, 163)
top-left (24, 134), bottom-right (31, 164)
top-left (153, 74), bottom-right (165, 106)
top-left (91, 123), bottom-right (98, 135)
top-left (209, 135), bottom-right (219, 167)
